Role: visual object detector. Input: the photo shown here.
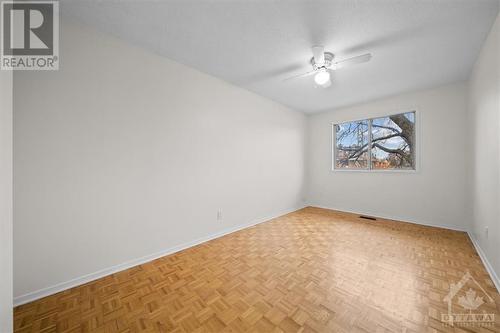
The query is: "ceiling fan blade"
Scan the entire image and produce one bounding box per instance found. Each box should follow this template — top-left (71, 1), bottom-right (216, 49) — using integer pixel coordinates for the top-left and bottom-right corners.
top-left (333, 53), bottom-right (372, 70)
top-left (312, 46), bottom-right (325, 65)
top-left (282, 70), bottom-right (316, 82)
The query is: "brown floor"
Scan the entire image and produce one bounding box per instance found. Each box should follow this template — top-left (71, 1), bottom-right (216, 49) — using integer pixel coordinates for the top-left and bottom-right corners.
top-left (14, 207), bottom-right (500, 333)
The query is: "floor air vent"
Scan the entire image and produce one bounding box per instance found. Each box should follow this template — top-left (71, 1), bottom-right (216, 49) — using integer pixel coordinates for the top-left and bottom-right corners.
top-left (359, 215), bottom-right (377, 221)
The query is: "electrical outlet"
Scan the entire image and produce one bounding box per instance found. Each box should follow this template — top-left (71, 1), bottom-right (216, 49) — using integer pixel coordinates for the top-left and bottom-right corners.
top-left (217, 210), bottom-right (223, 221)
top-left (485, 226), bottom-right (488, 238)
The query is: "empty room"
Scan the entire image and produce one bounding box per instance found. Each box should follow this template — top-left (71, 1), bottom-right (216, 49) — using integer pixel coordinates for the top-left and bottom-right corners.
top-left (1, 0), bottom-right (500, 332)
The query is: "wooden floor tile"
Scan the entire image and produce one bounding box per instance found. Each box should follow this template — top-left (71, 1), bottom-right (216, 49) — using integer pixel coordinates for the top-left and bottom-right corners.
top-left (14, 207), bottom-right (500, 332)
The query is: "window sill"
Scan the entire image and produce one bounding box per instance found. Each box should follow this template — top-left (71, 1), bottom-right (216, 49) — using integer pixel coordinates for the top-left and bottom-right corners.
top-left (331, 168), bottom-right (418, 174)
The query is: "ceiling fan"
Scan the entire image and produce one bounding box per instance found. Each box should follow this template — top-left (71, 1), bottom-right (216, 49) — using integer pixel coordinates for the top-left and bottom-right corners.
top-left (284, 46), bottom-right (372, 88)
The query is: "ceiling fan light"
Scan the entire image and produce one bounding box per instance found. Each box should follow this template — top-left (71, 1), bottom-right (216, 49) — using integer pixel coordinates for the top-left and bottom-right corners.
top-left (314, 70), bottom-right (330, 85)
top-left (319, 79), bottom-right (331, 88)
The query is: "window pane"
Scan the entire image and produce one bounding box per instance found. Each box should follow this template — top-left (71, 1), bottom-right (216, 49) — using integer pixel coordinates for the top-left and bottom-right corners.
top-left (371, 111), bottom-right (415, 169)
top-left (335, 120), bottom-right (369, 169)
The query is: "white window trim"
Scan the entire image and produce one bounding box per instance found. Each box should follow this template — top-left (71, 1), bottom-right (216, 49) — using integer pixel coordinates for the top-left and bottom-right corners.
top-left (331, 109), bottom-right (420, 173)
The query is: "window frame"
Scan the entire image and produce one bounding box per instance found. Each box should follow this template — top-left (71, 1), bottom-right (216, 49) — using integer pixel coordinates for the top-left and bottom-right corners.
top-left (331, 109), bottom-right (420, 173)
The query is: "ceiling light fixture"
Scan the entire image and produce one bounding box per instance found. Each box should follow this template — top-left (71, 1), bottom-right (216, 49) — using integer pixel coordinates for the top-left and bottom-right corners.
top-left (283, 46), bottom-right (372, 89)
top-left (314, 68), bottom-right (331, 86)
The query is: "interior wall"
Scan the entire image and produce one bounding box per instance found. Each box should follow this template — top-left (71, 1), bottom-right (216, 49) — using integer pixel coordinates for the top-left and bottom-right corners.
top-left (0, 70), bottom-right (13, 331)
top-left (306, 83), bottom-right (469, 231)
top-left (13, 19), bottom-right (306, 301)
top-left (468, 12), bottom-right (500, 283)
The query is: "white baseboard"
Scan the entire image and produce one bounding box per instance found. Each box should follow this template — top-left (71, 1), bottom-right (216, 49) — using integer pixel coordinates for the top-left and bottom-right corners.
top-left (13, 205), bottom-right (306, 307)
top-left (467, 232), bottom-right (500, 293)
top-left (307, 204), bottom-right (467, 232)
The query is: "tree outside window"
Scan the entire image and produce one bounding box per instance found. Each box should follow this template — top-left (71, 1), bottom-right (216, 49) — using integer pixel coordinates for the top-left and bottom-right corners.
top-left (334, 111), bottom-right (416, 170)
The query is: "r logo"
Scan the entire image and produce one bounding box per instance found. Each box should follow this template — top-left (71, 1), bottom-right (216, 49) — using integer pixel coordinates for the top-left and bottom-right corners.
top-left (2, 2), bottom-right (53, 55)
top-left (1, 1), bottom-right (59, 70)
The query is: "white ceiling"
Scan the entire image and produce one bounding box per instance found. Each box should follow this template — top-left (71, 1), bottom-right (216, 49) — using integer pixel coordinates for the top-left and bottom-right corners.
top-left (62, 0), bottom-right (499, 113)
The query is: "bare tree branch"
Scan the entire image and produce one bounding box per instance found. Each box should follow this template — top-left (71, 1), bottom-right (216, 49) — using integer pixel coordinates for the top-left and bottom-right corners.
top-left (372, 124), bottom-right (401, 134)
top-left (389, 114), bottom-right (413, 147)
top-left (338, 133), bottom-right (402, 154)
top-left (372, 143), bottom-right (405, 155)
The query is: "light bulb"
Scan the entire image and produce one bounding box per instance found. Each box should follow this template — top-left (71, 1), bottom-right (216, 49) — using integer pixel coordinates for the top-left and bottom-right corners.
top-left (320, 79), bottom-right (331, 88)
top-left (314, 69), bottom-right (330, 86)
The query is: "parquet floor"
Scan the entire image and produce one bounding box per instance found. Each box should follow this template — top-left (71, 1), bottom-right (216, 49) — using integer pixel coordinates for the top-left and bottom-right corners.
top-left (14, 207), bottom-right (500, 333)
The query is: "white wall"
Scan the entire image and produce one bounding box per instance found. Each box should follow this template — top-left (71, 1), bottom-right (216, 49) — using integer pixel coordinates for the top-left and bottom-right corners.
top-left (306, 83), bottom-right (469, 231)
top-left (12, 9), bottom-right (498, 306)
top-left (0, 70), bottom-right (13, 331)
top-left (13, 20), bottom-right (306, 301)
top-left (468, 13), bottom-right (500, 282)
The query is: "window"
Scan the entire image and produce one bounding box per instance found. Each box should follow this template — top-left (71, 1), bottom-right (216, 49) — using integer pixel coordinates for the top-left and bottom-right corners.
top-left (333, 111), bottom-right (416, 171)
